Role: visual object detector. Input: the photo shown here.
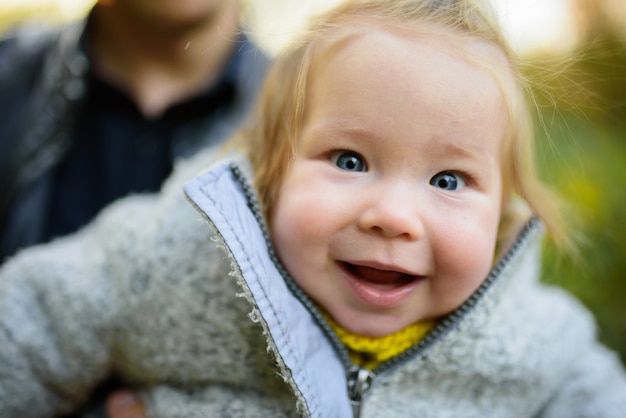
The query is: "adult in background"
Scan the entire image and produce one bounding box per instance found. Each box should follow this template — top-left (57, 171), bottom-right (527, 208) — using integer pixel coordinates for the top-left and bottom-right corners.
top-left (0, 0), bottom-right (269, 262)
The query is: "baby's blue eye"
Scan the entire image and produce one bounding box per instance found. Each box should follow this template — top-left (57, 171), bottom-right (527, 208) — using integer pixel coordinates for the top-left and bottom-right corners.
top-left (430, 171), bottom-right (465, 191)
top-left (332, 151), bottom-right (366, 172)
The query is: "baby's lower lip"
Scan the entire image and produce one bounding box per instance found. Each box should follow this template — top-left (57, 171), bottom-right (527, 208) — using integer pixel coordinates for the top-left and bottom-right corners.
top-left (339, 262), bottom-right (423, 308)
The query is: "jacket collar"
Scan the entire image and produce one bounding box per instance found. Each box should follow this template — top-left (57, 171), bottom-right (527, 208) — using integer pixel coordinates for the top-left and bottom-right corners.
top-left (185, 156), bottom-right (353, 417)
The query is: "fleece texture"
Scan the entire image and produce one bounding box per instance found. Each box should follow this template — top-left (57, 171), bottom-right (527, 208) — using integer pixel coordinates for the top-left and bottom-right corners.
top-left (1, 148), bottom-right (625, 417)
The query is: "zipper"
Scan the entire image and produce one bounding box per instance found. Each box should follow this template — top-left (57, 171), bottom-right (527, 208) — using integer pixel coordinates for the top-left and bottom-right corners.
top-left (229, 163), bottom-right (540, 418)
top-left (347, 366), bottom-right (375, 418)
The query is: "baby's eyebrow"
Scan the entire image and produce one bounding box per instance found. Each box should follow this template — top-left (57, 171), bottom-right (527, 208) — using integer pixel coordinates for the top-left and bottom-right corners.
top-left (305, 122), bottom-right (495, 164)
top-left (434, 140), bottom-right (484, 160)
top-left (301, 122), bottom-right (380, 146)
top-left (310, 122), bottom-right (375, 138)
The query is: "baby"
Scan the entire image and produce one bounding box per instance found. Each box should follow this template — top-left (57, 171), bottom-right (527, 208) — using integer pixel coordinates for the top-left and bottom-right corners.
top-left (2, 0), bottom-right (625, 417)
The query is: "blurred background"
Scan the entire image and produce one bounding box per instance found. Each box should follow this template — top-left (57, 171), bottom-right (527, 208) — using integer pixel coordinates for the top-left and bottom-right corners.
top-left (1, 0), bottom-right (625, 365)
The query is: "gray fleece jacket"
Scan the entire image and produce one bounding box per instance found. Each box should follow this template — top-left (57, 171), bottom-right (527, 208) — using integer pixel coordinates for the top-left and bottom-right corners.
top-left (1, 148), bottom-right (625, 418)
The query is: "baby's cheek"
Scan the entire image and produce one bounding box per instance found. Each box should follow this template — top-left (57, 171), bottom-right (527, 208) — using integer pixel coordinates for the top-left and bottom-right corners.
top-left (271, 198), bottom-right (320, 260)
top-left (435, 228), bottom-right (497, 307)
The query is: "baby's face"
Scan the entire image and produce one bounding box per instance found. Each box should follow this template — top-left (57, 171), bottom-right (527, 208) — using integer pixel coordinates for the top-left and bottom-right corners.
top-left (270, 28), bottom-right (507, 337)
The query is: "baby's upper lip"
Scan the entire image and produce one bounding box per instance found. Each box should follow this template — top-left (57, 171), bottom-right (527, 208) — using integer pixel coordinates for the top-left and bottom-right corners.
top-left (343, 260), bottom-right (418, 275)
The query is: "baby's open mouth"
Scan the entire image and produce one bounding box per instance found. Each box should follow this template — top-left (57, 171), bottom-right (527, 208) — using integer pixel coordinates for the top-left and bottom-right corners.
top-left (339, 261), bottom-right (424, 308)
top-left (341, 262), bottom-right (418, 290)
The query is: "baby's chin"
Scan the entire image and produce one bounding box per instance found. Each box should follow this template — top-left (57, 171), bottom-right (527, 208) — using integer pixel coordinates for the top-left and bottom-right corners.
top-left (332, 311), bottom-right (423, 338)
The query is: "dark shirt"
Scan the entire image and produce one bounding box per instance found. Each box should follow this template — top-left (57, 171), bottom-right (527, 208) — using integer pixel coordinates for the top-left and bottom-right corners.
top-left (44, 36), bottom-right (240, 241)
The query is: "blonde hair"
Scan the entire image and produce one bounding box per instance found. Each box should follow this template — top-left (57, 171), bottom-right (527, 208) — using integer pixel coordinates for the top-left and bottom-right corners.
top-left (231, 0), bottom-right (571, 253)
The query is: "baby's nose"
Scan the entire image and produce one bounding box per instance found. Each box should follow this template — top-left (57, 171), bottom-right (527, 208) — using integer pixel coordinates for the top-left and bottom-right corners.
top-left (357, 186), bottom-right (424, 240)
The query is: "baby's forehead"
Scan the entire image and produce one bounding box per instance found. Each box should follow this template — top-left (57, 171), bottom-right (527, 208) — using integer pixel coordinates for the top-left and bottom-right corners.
top-left (304, 29), bottom-right (507, 144)
top-left (318, 21), bottom-right (511, 75)
top-left (305, 23), bottom-right (516, 132)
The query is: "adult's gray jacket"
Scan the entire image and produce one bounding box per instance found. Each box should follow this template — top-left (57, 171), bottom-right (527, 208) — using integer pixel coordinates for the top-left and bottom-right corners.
top-left (0, 148), bottom-right (625, 417)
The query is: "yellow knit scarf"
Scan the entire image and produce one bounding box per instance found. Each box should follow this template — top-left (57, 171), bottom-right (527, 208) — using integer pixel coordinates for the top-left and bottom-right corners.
top-left (325, 315), bottom-right (435, 370)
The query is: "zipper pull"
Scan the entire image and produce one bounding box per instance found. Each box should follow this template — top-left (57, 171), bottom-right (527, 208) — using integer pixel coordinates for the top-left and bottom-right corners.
top-left (347, 366), bottom-right (375, 418)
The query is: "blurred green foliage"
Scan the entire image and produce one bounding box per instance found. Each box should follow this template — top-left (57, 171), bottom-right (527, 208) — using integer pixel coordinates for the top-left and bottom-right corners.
top-left (523, 15), bottom-right (626, 365)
